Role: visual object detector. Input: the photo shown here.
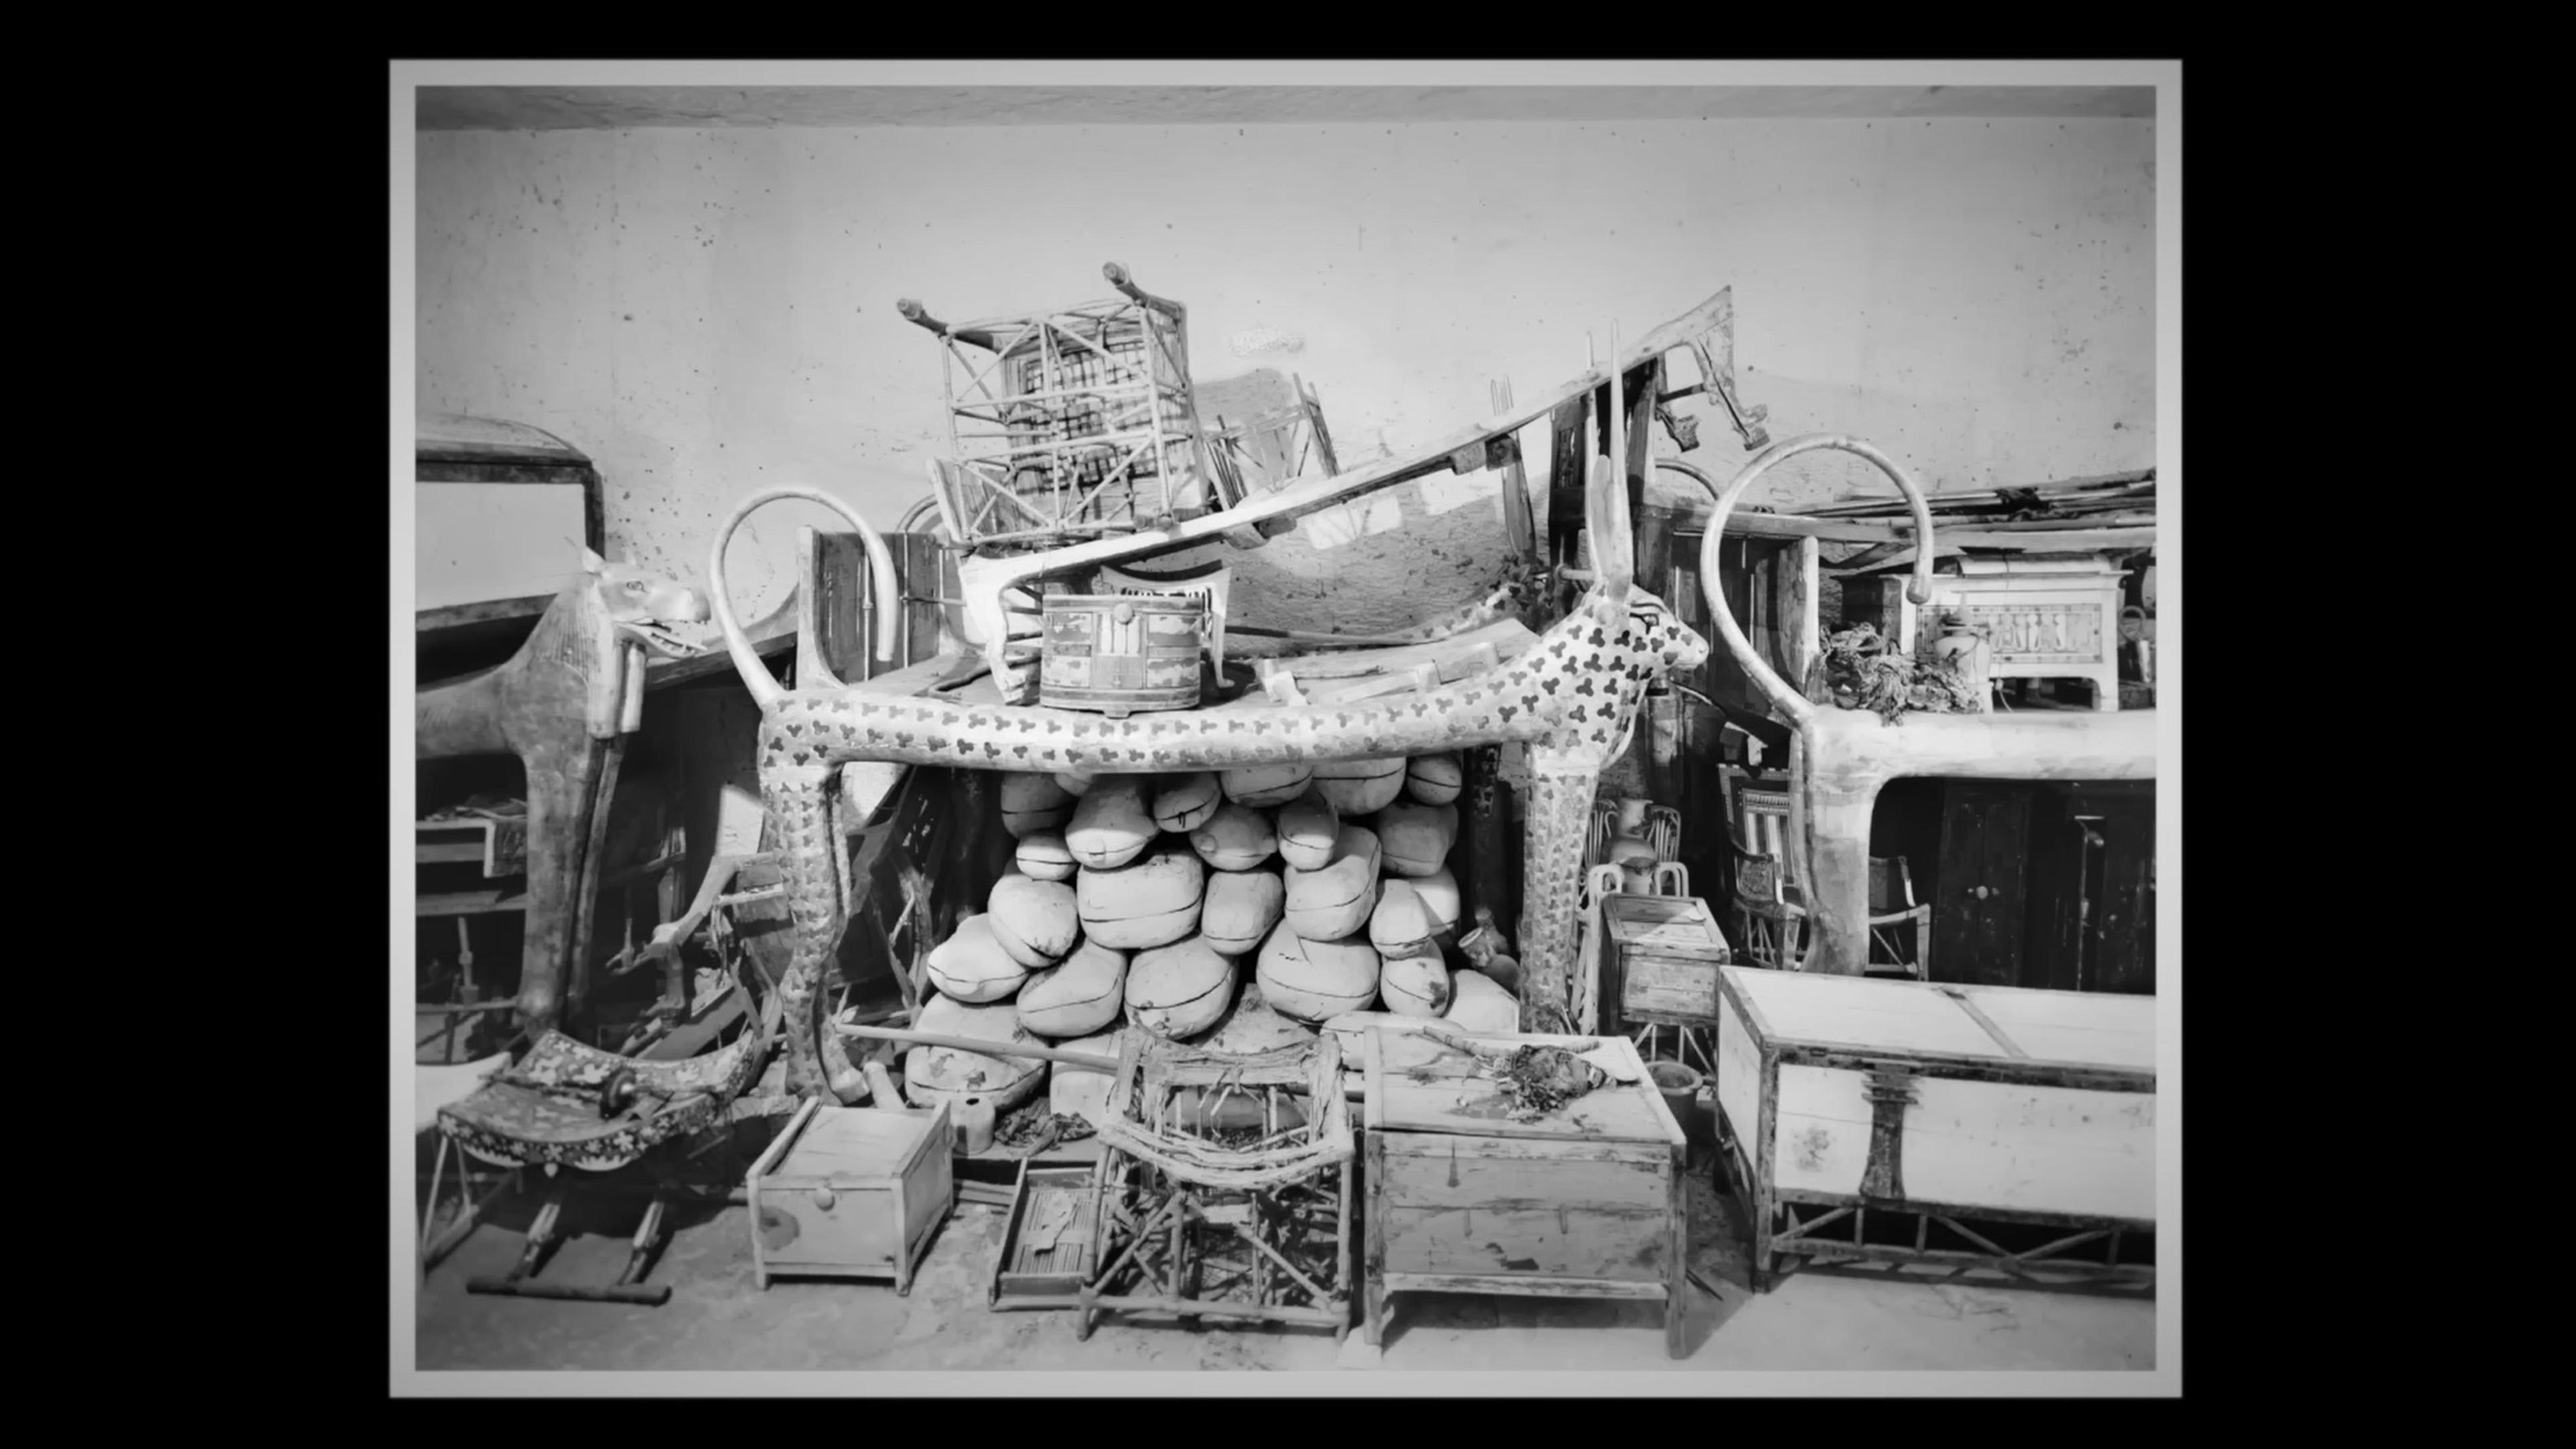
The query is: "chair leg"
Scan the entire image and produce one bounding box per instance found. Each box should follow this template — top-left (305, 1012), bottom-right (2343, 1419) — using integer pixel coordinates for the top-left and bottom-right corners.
top-left (420, 1147), bottom-right (514, 1275)
top-left (616, 1195), bottom-right (669, 1290)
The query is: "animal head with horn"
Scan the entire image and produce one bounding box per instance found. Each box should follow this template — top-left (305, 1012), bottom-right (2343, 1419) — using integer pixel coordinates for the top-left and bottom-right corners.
top-left (1566, 447), bottom-right (1710, 767)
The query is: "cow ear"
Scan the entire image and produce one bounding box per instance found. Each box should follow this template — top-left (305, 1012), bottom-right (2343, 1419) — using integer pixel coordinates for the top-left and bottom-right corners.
top-left (580, 545), bottom-right (606, 573)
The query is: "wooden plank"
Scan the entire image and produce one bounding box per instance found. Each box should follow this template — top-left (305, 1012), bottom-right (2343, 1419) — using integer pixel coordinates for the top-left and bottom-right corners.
top-left (902, 533), bottom-right (945, 667)
top-left (1362, 1022), bottom-right (1387, 1133)
top-left (1375, 1146), bottom-right (1670, 1213)
top-left (1363, 1124), bottom-right (1389, 1345)
top-left (1775, 535), bottom-right (1819, 694)
top-left (769, 1107), bottom-right (940, 1181)
top-left (1492, 378), bottom-right (1538, 563)
top-left (1621, 357), bottom-right (1658, 583)
top-left (1957, 987), bottom-right (2156, 1072)
top-left (1745, 539), bottom-right (1776, 673)
top-left (1380, 1271), bottom-right (1665, 1300)
top-left (1769, 1063), bottom-right (1872, 1198)
top-left (1375, 1132), bottom-right (1669, 1167)
top-left (416, 888), bottom-right (527, 917)
top-left (1379, 1203), bottom-right (1668, 1281)
top-left (1723, 514), bottom-right (2157, 550)
top-left (1371, 1073), bottom-right (1668, 1146)
top-left (1727, 970), bottom-right (2012, 1060)
top-left (843, 651), bottom-right (981, 700)
top-left (637, 985), bottom-right (749, 1062)
top-left (1938, 985), bottom-right (2031, 1059)
top-left (1713, 995), bottom-right (1762, 1164)
top-left (902, 1133), bottom-right (954, 1260)
top-left (1251, 620), bottom-right (1536, 684)
top-left (1802, 468), bottom-right (2154, 517)
top-left (1664, 1146), bottom-right (1688, 1356)
top-left (1545, 392), bottom-right (1593, 608)
top-left (1460, 745), bottom-right (1515, 949)
top-left (1899, 1077), bottom-right (2156, 1222)
top-left (416, 594), bottom-right (554, 633)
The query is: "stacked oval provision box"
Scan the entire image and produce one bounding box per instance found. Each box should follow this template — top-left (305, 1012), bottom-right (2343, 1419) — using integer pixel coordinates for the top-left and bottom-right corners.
top-left (901, 752), bottom-right (1523, 1120)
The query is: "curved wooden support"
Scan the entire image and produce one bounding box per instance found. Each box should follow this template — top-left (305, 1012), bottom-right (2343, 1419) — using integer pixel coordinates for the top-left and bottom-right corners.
top-left (1684, 437), bottom-right (1939, 975)
top-left (1686, 437), bottom-right (1941, 728)
top-left (709, 486), bottom-right (902, 713)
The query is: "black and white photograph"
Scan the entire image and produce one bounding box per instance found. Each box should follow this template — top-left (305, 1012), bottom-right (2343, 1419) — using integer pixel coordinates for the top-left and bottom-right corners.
top-left (394, 60), bottom-right (2178, 1394)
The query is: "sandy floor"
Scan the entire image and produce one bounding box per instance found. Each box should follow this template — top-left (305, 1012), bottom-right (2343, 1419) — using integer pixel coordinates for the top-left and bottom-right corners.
top-left (413, 1132), bottom-right (2153, 1375)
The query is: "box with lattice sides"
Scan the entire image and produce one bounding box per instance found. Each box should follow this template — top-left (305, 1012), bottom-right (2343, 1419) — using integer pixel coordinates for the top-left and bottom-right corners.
top-left (1603, 894), bottom-right (1730, 1031)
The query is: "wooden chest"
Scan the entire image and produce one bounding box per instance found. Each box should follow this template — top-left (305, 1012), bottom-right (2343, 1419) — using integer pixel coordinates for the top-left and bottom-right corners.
top-left (745, 1097), bottom-right (954, 1295)
top-left (1602, 894), bottom-right (1729, 1029)
top-left (1362, 1026), bottom-right (1689, 1358)
top-left (1711, 966), bottom-right (2155, 1294)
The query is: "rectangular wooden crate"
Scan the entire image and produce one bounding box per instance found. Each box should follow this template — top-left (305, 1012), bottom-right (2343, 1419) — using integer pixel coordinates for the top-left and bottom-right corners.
top-left (987, 1160), bottom-right (1099, 1310)
top-left (745, 1097), bottom-right (954, 1295)
top-left (1711, 966), bottom-right (2155, 1295)
top-left (1362, 1026), bottom-right (1689, 1358)
top-left (1603, 894), bottom-right (1729, 1030)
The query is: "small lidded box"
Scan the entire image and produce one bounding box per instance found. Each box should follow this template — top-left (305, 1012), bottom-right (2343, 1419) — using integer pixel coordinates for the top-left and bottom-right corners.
top-left (1603, 894), bottom-right (1730, 1029)
top-left (745, 1098), bottom-right (954, 1295)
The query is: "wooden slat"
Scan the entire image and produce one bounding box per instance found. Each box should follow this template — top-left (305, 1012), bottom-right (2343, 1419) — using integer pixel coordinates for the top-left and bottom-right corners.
top-left (1897, 1076), bottom-right (2156, 1221)
top-left (1723, 514), bottom-right (2157, 550)
top-left (1378, 1204), bottom-right (1668, 1281)
top-left (1379, 1271), bottom-right (1666, 1300)
top-left (415, 594), bottom-right (553, 633)
top-left (1774, 535), bottom-right (1819, 693)
top-left (1727, 969), bottom-right (2013, 1060)
top-left (1937, 985), bottom-right (2031, 1059)
top-left (638, 988), bottom-right (751, 1062)
top-left (416, 888), bottom-right (527, 917)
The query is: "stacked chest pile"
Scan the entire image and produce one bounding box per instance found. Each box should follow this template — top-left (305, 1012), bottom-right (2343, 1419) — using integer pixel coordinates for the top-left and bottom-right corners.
top-left (907, 752), bottom-right (1526, 1120)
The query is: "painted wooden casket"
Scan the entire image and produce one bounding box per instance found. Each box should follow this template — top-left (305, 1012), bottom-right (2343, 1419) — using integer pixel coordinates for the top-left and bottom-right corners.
top-left (1711, 966), bottom-right (2156, 1295)
top-left (1038, 593), bottom-right (1205, 716)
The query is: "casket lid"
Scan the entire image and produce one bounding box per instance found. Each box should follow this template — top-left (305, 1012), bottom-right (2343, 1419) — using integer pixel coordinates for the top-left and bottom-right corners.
top-left (1719, 967), bottom-right (2154, 1077)
top-left (1362, 1026), bottom-right (1678, 1147)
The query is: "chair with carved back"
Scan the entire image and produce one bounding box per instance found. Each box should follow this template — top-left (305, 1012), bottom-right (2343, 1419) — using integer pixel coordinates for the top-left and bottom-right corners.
top-left (1720, 765), bottom-right (1807, 969)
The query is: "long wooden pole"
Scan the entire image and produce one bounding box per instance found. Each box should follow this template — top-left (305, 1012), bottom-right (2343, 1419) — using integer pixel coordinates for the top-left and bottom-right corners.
top-left (835, 1022), bottom-right (1120, 1073)
top-left (833, 1022), bottom-right (1381, 1102)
